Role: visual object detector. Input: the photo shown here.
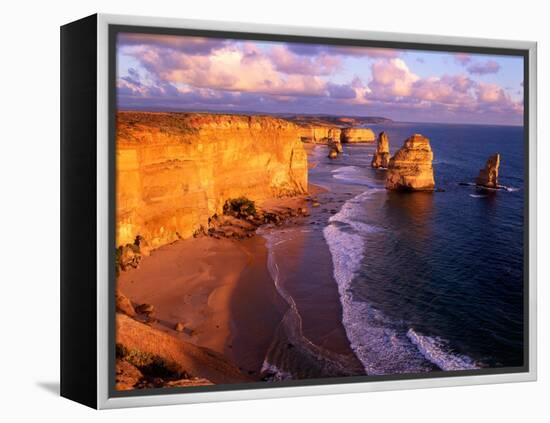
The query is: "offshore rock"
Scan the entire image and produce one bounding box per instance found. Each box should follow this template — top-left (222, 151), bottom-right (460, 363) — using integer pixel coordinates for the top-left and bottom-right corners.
top-left (476, 153), bottom-right (500, 188)
top-left (386, 134), bottom-right (435, 191)
top-left (371, 131), bottom-right (391, 168)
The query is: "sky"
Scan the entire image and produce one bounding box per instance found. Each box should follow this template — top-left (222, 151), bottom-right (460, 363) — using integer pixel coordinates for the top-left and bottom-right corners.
top-left (117, 32), bottom-right (524, 125)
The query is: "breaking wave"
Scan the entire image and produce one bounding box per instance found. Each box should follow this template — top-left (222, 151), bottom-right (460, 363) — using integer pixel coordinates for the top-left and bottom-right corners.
top-left (323, 190), bottom-right (479, 374)
top-left (407, 328), bottom-right (480, 371)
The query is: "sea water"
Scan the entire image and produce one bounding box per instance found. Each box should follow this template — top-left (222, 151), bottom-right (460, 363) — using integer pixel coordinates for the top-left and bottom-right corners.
top-left (263, 122), bottom-right (524, 377)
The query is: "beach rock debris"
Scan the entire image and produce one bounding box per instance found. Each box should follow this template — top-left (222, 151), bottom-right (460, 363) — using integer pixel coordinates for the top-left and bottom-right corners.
top-left (371, 131), bottom-right (391, 169)
top-left (115, 343), bottom-right (212, 390)
top-left (206, 197), bottom-right (310, 239)
top-left (476, 153), bottom-right (500, 189)
top-left (386, 133), bottom-right (435, 191)
top-left (116, 290), bottom-right (136, 317)
top-left (328, 148), bottom-right (339, 159)
top-left (116, 235), bottom-right (150, 273)
top-left (136, 303), bottom-right (155, 316)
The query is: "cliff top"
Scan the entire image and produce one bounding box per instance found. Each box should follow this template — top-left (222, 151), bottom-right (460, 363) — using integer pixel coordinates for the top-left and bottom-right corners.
top-left (117, 111), bottom-right (300, 143)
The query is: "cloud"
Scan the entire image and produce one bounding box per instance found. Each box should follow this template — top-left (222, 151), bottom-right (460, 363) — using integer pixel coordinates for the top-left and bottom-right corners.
top-left (475, 82), bottom-right (508, 103)
top-left (269, 45), bottom-right (340, 75)
top-left (454, 53), bottom-right (472, 65)
top-left (467, 60), bottom-right (501, 75)
top-left (118, 33), bottom-right (227, 55)
top-left (326, 82), bottom-right (356, 99)
top-left (363, 57), bottom-right (522, 120)
top-left (121, 42), bottom-right (328, 98)
top-left (286, 43), bottom-right (400, 58)
top-left (368, 58), bottom-right (419, 98)
top-left (117, 35), bottom-right (522, 125)
top-left (411, 75), bottom-right (474, 105)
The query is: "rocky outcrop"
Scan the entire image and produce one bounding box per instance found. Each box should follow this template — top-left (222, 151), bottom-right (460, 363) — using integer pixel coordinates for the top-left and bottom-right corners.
top-left (328, 128), bottom-right (343, 158)
top-left (299, 125), bottom-right (341, 145)
top-left (116, 290), bottom-right (136, 317)
top-left (340, 127), bottom-right (376, 143)
top-left (386, 134), bottom-right (435, 191)
top-left (328, 128), bottom-right (343, 154)
top-left (371, 131), bottom-right (391, 168)
top-left (476, 153), bottom-right (500, 188)
top-left (116, 112), bottom-right (308, 249)
top-left (116, 313), bottom-right (251, 384)
top-left (328, 148), bottom-right (338, 159)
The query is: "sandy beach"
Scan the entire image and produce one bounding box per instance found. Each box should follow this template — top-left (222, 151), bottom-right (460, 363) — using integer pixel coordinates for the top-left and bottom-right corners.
top-left (117, 184), bottom-right (329, 381)
top-left (118, 235), bottom-right (284, 379)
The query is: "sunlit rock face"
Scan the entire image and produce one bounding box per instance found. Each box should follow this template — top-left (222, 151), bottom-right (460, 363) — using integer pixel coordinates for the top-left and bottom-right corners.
top-left (371, 131), bottom-right (391, 168)
top-left (116, 112), bottom-right (308, 248)
top-left (340, 127), bottom-right (376, 143)
top-left (299, 125), bottom-right (341, 145)
top-left (476, 153), bottom-right (500, 188)
top-left (385, 134), bottom-right (435, 191)
top-left (328, 148), bottom-right (339, 159)
top-left (328, 128), bottom-right (343, 154)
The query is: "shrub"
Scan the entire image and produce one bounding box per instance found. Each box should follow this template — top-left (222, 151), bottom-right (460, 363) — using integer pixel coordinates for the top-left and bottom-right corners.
top-left (223, 197), bottom-right (257, 219)
top-left (115, 343), bottom-right (188, 380)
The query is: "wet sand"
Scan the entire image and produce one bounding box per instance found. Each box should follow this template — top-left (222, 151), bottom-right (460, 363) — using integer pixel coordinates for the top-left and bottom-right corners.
top-left (116, 181), bottom-right (362, 381)
top-left (117, 235), bottom-right (285, 378)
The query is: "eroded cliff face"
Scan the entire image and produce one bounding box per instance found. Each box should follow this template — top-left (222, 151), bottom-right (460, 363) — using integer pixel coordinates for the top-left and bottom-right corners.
top-left (371, 131), bottom-right (391, 168)
top-left (116, 112), bottom-right (308, 248)
top-left (385, 134), bottom-right (435, 191)
top-left (476, 153), bottom-right (500, 188)
top-left (340, 127), bottom-right (376, 143)
top-left (299, 125), bottom-right (341, 144)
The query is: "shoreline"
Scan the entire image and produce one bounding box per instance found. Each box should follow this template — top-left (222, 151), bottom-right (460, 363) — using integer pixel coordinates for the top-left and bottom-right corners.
top-left (116, 183), bottom-right (331, 385)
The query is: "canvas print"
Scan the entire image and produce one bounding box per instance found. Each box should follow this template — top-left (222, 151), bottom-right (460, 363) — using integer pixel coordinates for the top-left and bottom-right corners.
top-left (113, 31), bottom-right (525, 391)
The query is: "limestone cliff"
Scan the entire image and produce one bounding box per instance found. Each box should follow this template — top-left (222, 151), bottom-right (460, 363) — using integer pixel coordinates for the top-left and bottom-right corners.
top-left (340, 127), bottom-right (376, 143)
top-left (371, 131), bottom-right (391, 168)
top-left (385, 134), bottom-right (435, 191)
top-left (299, 125), bottom-right (340, 144)
top-left (476, 153), bottom-right (500, 188)
top-left (116, 112), bottom-right (308, 248)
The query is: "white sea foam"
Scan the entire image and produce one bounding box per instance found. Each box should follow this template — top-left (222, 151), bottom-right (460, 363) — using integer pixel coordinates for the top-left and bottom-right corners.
top-left (406, 328), bottom-right (480, 371)
top-left (323, 191), bottom-right (434, 375)
top-left (469, 194), bottom-right (488, 198)
top-left (331, 166), bottom-right (369, 185)
top-left (260, 360), bottom-right (293, 381)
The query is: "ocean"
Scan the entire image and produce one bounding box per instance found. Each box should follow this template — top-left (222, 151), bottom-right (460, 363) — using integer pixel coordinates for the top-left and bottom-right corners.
top-left (261, 122), bottom-right (525, 379)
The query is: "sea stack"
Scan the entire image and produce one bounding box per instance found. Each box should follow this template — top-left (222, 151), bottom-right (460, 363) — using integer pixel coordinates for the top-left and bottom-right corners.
top-left (385, 134), bottom-right (435, 191)
top-left (340, 127), bottom-right (376, 143)
top-left (371, 131), bottom-right (391, 168)
top-left (328, 128), bottom-right (343, 153)
top-left (476, 153), bottom-right (500, 188)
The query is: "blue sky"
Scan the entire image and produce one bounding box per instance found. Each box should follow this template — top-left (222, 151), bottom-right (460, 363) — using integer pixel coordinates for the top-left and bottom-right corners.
top-left (117, 33), bottom-right (524, 125)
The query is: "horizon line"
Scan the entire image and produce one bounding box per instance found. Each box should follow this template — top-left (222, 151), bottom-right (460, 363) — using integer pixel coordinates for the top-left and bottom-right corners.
top-left (117, 107), bottom-right (524, 128)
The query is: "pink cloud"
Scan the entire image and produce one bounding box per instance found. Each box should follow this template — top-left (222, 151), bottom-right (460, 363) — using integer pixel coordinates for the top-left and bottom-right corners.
top-left (125, 43), bottom-right (328, 97)
top-left (269, 46), bottom-right (341, 75)
top-left (118, 33), bottom-right (226, 55)
top-left (364, 58), bottom-right (522, 118)
top-left (454, 53), bottom-right (472, 65)
top-left (368, 58), bottom-right (419, 98)
top-left (476, 82), bottom-right (508, 103)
